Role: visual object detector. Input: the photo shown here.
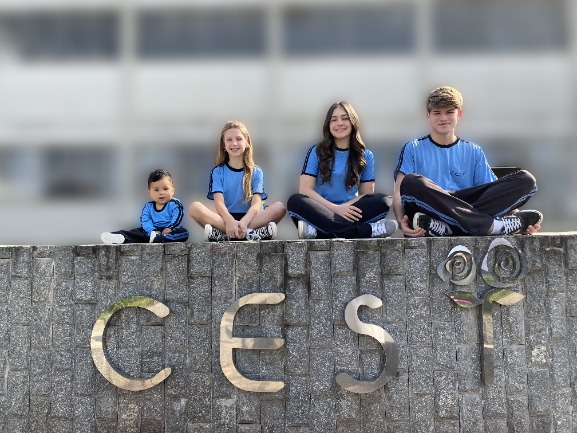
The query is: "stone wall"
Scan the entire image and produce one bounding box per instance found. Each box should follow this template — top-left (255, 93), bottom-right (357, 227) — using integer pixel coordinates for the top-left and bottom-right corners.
top-left (1, 235), bottom-right (577, 432)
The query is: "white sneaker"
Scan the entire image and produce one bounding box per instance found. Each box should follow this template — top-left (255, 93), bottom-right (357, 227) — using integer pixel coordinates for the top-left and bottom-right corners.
top-left (101, 232), bottom-right (125, 244)
top-left (149, 231), bottom-right (160, 243)
top-left (247, 222), bottom-right (277, 241)
top-left (297, 220), bottom-right (317, 239)
top-left (204, 224), bottom-right (229, 242)
top-left (369, 219), bottom-right (398, 238)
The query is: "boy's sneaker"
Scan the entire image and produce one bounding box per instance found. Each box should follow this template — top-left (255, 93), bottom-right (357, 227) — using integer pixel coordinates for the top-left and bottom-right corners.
top-left (501, 210), bottom-right (543, 235)
top-left (101, 232), bottom-right (125, 244)
top-left (149, 231), bottom-right (160, 243)
top-left (247, 222), bottom-right (277, 241)
top-left (370, 219), bottom-right (398, 238)
top-left (297, 220), bottom-right (317, 239)
top-left (204, 224), bottom-right (229, 242)
top-left (413, 212), bottom-right (451, 237)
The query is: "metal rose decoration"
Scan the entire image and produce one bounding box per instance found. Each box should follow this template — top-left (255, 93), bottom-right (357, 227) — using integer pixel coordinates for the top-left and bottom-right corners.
top-left (481, 237), bottom-right (528, 288)
top-left (440, 246), bottom-right (481, 309)
top-left (441, 238), bottom-right (527, 385)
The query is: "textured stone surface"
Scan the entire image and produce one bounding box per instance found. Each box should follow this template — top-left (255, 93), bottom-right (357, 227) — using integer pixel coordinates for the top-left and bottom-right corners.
top-left (1, 235), bottom-right (575, 431)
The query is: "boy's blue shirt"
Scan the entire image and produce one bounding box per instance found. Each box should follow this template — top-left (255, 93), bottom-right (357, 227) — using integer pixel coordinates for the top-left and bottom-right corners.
top-left (140, 198), bottom-right (185, 235)
top-left (207, 163), bottom-right (267, 213)
top-left (394, 135), bottom-right (497, 190)
top-left (301, 145), bottom-right (375, 204)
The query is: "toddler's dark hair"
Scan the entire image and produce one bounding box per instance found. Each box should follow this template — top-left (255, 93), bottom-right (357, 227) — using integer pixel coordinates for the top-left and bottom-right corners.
top-left (148, 169), bottom-right (173, 187)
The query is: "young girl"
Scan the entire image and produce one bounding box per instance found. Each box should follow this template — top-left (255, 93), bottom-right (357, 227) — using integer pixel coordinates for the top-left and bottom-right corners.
top-left (189, 120), bottom-right (286, 241)
top-left (287, 101), bottom-right (397, 239)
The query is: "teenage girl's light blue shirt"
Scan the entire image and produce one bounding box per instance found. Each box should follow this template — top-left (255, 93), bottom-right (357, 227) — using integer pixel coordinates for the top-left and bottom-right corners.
top-left (301, 145), bottom-right (375, 204)
top-left (394, 135), bottom-right (497, 191)
top-left (207, 163), bottom-right (267, 213)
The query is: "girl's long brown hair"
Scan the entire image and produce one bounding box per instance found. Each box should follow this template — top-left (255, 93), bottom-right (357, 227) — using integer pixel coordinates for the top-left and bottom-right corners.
top-left (317, 101), bottom-right (366, 189)
top-left (216, 120), bottom-right (255, 203)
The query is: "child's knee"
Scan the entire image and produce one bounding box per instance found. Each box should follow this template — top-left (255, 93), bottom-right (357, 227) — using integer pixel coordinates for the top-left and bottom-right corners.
top-left (270, 202), bottom-right (287, 219)
top-left (188, 201), bottom-right (202, 217)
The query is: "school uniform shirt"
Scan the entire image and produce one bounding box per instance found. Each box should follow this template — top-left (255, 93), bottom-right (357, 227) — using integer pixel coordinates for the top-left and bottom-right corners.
top-left (140, 198), bottom-right (186, 235)
top-left (394, 135), bottom-right (497, 191)
top-left (301, 145), bottom-right (375, 205)
top-left (207, 163), bottom-right (267, 213)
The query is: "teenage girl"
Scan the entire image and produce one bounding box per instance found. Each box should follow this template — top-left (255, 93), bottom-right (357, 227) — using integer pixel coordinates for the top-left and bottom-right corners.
top-left (287, 101), bottom-right (397, 239)
top-left (189, 120), bottom-right (286, 241)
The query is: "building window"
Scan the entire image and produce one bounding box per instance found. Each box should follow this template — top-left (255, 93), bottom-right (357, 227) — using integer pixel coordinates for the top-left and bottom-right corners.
top-left (283, 5), bottom-right (415, 56)
top-left (434, 2), bottom-right (567, 52)
top-left (138, 9), bottom-right (266, 58)
top-left (43, 147), bottom-right (115, 199)
top-left (0, 12), bottom-right (119, 60)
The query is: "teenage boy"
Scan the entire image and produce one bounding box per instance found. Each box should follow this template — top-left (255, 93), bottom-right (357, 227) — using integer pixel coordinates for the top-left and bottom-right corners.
top-left (393, 86), bottom-right (542, 237)
top-left (101, 169), bottom-right (189, 244)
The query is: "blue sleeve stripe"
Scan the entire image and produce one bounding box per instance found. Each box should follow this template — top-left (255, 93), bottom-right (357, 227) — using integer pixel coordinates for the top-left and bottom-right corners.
top-left (301, 146), bottom-right (316, 175)
top-left (360, 178), bottom-right (375, 183)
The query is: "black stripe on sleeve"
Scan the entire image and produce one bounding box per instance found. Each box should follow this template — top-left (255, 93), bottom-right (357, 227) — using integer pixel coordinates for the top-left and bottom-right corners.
top-left (300, 145), bottom-right (317, 176)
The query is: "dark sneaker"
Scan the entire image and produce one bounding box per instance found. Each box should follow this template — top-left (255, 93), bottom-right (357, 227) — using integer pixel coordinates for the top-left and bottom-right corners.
top-left (204, 224), bottom-right (229, 242)
top-left (413, 212), bottom-right (451, 237)
top-left (370, 219), bottom-right (398, 238)
top-left (501, 210), bottom-right (543, 235)
top-left (297, 220), bottom-right (317, 239)
top-left (247, 222), bottom-right (277, 241)
top-left (101, 232), bottom-right (125, 244)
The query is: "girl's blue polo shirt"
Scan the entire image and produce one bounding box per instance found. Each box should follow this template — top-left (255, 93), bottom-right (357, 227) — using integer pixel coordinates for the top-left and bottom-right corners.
top-left (207, 163), bottom-right (267, 213)
top-left (301, 145), bottom-right (375, 204)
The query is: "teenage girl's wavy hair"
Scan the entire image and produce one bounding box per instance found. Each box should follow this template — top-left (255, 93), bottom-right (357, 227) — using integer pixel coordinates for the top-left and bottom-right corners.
top-left (216, 120), bottom-right (255, 203)
top-left (317, 101), bottom-right (366, 189)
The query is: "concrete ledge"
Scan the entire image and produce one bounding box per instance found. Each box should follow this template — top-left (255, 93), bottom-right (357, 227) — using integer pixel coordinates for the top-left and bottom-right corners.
top-left (1, 234), bottom-right (576, 432)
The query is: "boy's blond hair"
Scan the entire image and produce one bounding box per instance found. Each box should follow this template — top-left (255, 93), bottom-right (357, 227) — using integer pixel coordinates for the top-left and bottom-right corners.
top-left (426, 86), bottom-right (463, 112)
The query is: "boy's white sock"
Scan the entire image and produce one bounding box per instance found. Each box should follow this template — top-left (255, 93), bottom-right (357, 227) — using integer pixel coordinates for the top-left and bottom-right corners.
top-left (490, 219), bottom-right (504, 235)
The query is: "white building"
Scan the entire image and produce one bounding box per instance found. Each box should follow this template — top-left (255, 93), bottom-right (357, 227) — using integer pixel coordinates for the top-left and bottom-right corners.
top-left (0, 0), bottom-right (575, 244)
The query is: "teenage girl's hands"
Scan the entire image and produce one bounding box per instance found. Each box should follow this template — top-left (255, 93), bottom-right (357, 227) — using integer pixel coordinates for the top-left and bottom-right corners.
top-left (333, 203), bottom-right (363, 222)
top-left (162, 228), bottom-right (172, 235)
top-left (400, 215), bottom-right (426, 237)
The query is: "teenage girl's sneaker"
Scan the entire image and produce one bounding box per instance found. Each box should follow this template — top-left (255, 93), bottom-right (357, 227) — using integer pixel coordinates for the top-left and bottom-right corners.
top-left (297, 220), bottom-right (317, 239)
top-left (369, 219), bottom-right (398, 238)
top-left (101, 232), bottom-right (125, 244)
top-left (247, 222), bottom-right (277, 241)
top-left (413, 212), bottom-right (451, 237)
top-left (500, 210), bottom-right (543, 235)
top-left (204, 224), bottom-right (229, 242)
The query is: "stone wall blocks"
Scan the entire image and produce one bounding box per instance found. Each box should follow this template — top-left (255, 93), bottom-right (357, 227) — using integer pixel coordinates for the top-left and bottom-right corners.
top-left (164, 242), bottom-right (189, 256)
top-left (285, 278), bottom-right (310, 325)
top-left (285, 241), bottom-right (309, 278)
top-left (119, 244), bottom-right (141, 256)
top-left (76, 245), bottom-right (96, 257)
top-left (331, 241), bottom-right (356, 276)
top-left (54, 247), bottom-right (74, 279)
top-left (545, 247), bottom-right (567, 295)
top-left (11, 246), bottom-right (32, 278)
top-left (307, 239), bottom-right (331, 251)
top-left (234, 242), bottom-right (260, 276)
top-left (0, 246), bottom-right (12, 259)
top-left (97, 246), bottom-right (118, 278)
top-left (309, 251), bottom-right (331, 300)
